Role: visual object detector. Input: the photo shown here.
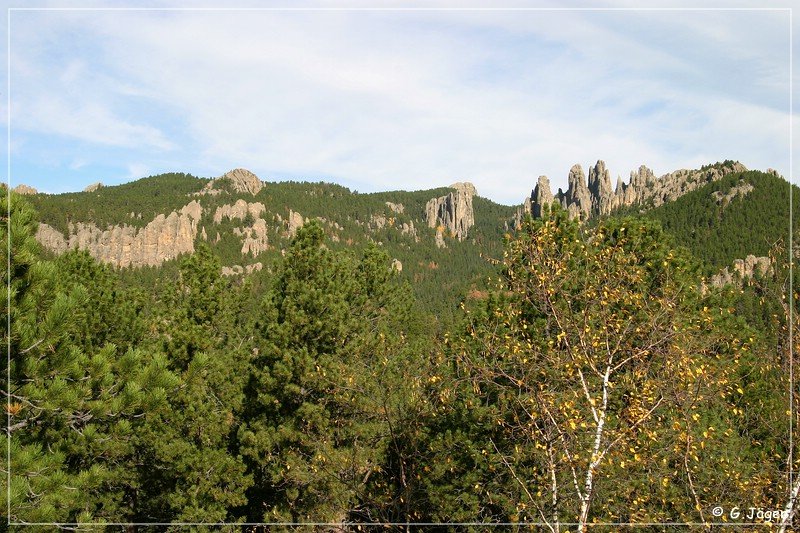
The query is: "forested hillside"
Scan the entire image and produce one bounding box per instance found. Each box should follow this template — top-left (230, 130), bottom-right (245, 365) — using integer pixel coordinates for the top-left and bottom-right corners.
top-left (24, 172), bottom-right (515, 328)
top-left (635, 169), bottom-right (799, 273)
top-left (4, 171), bottom-right (799, 528)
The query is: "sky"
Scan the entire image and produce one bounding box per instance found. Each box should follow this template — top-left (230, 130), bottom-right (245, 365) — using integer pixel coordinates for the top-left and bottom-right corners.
top-left (1, 0), bottom-right (798, 205)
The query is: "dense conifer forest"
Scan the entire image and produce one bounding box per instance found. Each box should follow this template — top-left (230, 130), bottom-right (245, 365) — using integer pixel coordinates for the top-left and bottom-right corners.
top-left (3, 168), bottom-right (800, 529)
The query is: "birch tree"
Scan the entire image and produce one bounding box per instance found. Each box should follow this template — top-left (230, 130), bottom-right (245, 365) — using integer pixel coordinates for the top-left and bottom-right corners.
top-left (454, 207), bottom-right (765, 529)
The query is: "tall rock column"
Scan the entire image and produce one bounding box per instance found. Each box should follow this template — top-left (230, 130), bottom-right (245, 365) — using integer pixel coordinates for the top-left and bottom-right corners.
top-left (424, 182), bottom-right (477, 241)
top-left (588, 160), bottom-right (614, 216)
top-left (563, 164), bottom-right (592, 221)
top-left (531, 175), bottom-right (554, 218)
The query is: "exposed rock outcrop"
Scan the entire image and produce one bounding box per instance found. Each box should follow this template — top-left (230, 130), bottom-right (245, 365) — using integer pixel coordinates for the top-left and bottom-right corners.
top-left (712, 179), bottom-right (754, 206)
top-left (531, 176), bottom-right (554, 218)
top-left (434, 230), bottom-right (446, 249)
top-left (84, 182), bottom-right (104, 193)
top-left (370, 214), bottom-right (387, 230)
top-left (196, 168), bottom-right (265, 196)
top-left (710, 255), bottom-right (772, 288)
top-left (526, 160), bottom-right (748, 222)
top-left (223, 168), bottom-right (264, 195)
top-left (236, 218), bottom-right (270, 256)
top-left (213, 200), bottom-right (266, 223)
top-left (35, 223), bottom-right (69, 254)
top-left (391, 258), bottom-right (403, 272)
top-left (35, 201), bottom-right (203, 268)
top-left (563, 164), bottom-right (592, 221)
top-left (424, 182), bottom-right (476, 241)
top-left (385, 202), bottom-right (405, 214)
top-left (400, 220), bottom-right (418, 241)
top-left (221, 262), bottom-right (263, 277)
top-left (287, 210), bottom-right (304, 237)
top-left (13, 184), bottom-right (38, 195)
top-left (587, 161), bottom-right (614, 216)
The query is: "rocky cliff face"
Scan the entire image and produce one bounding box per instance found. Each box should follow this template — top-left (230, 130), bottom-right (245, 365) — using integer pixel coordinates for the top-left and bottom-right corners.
top-left (236, 218), bottom-right (271, 257)
top-left (36, 200), bottom-right (203, 268)
top-left (214, 200), bottom-right (267, 223)
top-left (424, 182), bottom-right (476, 243)
top-left (531, 176), bottom-right (554, 218)
top-left (523, 160), bottom-right (748, 222)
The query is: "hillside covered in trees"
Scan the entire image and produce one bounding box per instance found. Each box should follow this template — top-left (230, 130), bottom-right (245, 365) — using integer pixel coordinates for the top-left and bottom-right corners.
top-left (3, 163), bottom-right (800, 529)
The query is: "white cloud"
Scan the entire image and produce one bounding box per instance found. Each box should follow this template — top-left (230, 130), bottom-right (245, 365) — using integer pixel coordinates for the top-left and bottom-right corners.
top-left (7, 5), bottom-right (795, 202)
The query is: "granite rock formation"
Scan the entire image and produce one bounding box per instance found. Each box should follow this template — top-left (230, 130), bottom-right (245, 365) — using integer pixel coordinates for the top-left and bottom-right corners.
top-left (222, 262), bottom-right (263, 277)
top-left (710, 255), bottom-right (772, 288)
top-left (424, 182), bottom-right (476, 241)
top-left (711, 179), bottom-right (754, 206)
top-left (523, 160), bottom-right (748, 222)
top-left (197, 168), bottom-right (265, 196)
top-left (236, 218), bottom-right (270, 256)
top-left (214, 200), bottom-right (267, 223)
top-left (287, 210), bottom-right (305, 237)
top-left (587, 160), bottom-right (614, 216)
top-left (35, 201), bottom-right (203, 267)
top-left (531, 176), bottom-right (554, 218)
top-left (385, 202), bottom-right (405, 214)
top-left (84, 182), bottom-right (104, 193)
top-left (13, 184), bottom-right (38, 195)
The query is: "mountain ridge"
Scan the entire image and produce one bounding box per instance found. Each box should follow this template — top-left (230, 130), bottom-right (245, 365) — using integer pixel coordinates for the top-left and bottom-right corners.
top-left (19, 160), bottom-right (795, 318)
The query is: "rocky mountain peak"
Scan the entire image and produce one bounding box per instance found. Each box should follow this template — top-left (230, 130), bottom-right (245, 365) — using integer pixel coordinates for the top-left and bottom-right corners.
top-left (221, 168), bottom-right (264, 195)
top-left (13, 184), bottom-right (38, 195)
top-left (587, 160), bottom-right (614, 216)
top-left (196, 168), bottom-right (265, 196)
top-left (565, 164), bottom-right (592, 221)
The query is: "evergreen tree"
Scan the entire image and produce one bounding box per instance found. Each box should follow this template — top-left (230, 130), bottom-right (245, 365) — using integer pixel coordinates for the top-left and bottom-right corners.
top-left (1, 189), bottom-right (177, 524)
top-left (134, 242), bottom-right (252, 523)
top-left (240, 221), bottom-right (419, 525)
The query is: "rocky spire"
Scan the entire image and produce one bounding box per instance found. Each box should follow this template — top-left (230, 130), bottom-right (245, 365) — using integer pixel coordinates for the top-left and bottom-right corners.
top-left (563, 164), bottom-right (592, 221)
top-left (587, 160), bottom-right (614, 216)
top-left (424, 182), bottom-right (477, 241)
top-left (523, 160), bottom-right (748, 223)
top-left (531, 175), bottom-right (554, 218)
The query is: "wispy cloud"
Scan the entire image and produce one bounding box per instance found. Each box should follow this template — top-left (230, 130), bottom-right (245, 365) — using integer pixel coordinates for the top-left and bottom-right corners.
top-left (7, 5), bottom-right (795, 203)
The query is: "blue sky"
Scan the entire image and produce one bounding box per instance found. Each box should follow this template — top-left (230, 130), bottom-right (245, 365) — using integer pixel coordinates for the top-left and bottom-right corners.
top-left (1, 1), bottom-right (797, 205)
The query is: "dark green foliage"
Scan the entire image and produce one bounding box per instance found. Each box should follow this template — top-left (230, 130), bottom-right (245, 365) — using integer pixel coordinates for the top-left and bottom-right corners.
top-left (27, 172), bottom-right (208, 234)
top-left (133, 242), bottom-right (252, 523)
top-left (239, 221), bottom-right (425, 524)
top-left (3, 164), bottom-right (794, 526)
top-left (639, 170), bottom-right (799, 272)
top-left (2, 190), bottom-right (178, 523)
top-left (53, 250), bottom-right (148, 353)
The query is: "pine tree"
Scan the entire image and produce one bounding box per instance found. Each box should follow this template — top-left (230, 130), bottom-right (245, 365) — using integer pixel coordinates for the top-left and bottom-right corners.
top-left (240, 221), bottom-right (419, 525)
top-left (133, 242), bottom-right (252, 523)
top-left (1, 189), bottom-right (177, 524)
